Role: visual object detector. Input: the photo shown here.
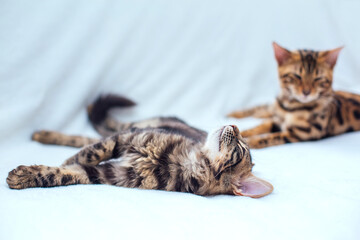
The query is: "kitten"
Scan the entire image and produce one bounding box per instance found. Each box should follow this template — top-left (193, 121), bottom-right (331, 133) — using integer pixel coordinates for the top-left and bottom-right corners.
top-left (228, 42), bottom-right (360, 148)
top-left (7, 95), bottom-right (273, 198)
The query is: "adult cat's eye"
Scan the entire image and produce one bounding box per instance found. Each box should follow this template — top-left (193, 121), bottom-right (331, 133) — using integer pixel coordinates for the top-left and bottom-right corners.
top-left (283, 77), bottom-right (293, 83)
top-left (320, 82), bottom-right (330, 88)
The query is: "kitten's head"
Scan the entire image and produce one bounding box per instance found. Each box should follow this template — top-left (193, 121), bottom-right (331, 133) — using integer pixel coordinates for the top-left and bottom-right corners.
top-left (205, 125), bottom-right (273, 198)
top-left (273, 42), bottom-right (343, 103)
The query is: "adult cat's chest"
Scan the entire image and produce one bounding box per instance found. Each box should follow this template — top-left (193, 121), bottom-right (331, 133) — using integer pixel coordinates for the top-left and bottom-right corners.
top-left (274, 107), bottom-right (313, 130)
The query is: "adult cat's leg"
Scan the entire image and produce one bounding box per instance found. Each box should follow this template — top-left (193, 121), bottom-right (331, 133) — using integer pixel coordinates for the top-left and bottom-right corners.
top-left (7, 164), bottom-right (91, 189)
top-left (240, 120), bottom-right (280, 138)
top-left (246, 131), bottom-right (299, 149)
top-left (227, 104), bottom-right (273, 119)
top-left (32, 130), bottom-right (99, 148)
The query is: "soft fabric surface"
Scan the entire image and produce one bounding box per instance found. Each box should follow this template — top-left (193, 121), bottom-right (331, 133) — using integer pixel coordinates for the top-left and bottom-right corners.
top-left (1, 1), bottom-right (360, 239)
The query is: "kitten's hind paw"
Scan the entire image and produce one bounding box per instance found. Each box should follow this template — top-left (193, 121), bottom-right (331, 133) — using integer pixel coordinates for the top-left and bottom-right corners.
top-left (7, 165), bottom-right (39, 189)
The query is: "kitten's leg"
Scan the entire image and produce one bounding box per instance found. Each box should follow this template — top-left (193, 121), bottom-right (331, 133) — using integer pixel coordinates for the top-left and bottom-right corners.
top-left (32, 130), bottom-right (99, 148)
top-left (7, 164), bottom-right (90, 189)
top-left (246, 131), bottom-right (298, 149)
top-left (227, 105), bottom-right (273, 119)
top-left (61, 136), bottom-right (118, 166)
top-left (241, 120), bottom-right (280, 138)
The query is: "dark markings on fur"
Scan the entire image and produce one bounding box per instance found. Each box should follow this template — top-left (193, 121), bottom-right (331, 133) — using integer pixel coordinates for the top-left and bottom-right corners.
top-left (93, 153), bottom-right (100, 161)
top-left (334, 97), bottom-right (344, 125)
top-left (283, 136), bottom-right (291, 143)
top-left (348, 98), bottom-right (360, 107)
top-left (223, 149), bottom-right (237, 170)
top-left (294, 126), bottom-right (311, 133)
top-left (288, 129), bottom-right (302, 141)
top-left (259, 139), bottom-right (268, 145)
top-left (48, 173), bottom-right (55, 185)
top-left (34, 177), bottom-right (39, 186)
top-left (294, 74), bottom-right (302, 80)
top-left (214, 148), bottom-right (239, 181)
top-left (189, 176), bottom-right (200, 193)
top-left (142, 133), bottom-right (154, 146)
top-left (93, 142), bottom-right (105, 151)
top-left (154, 141), bottom-right (179, 189)
top-left (353, 110), bottom-right (360, 120)
top-left (135, 176), bottom-right (143, 188)
top-left (346, 127), bottom-right (354, 133)
top-left (41, 177), bottom-right (48, 187)
top-left (126, 167), bottom-right (140, 187)
top-left (82, 166), bottom-right (101, 184)
top-left (127, 146), bottom-right (143, 156)
top-left (230, 151), bottom-right (242, 170)
top-left (101, 163), bottom-right (116, 184)
top-left (277, 98), bottom-right (317, 112)
top-left (61, 175), bottom-right (73, 185)
top-left (270, 123), bottom-right (281, 133)
top-left (31, 165), bottom-right (41, 171)
top-left (312, 123), bottom-right (322, 131)
top-left (86, 152), bottom-right (93, 163)
top-left (299, 50), bottom-right (317, 74)
top-left (174, 169), bottom-right (184, 192)
top-left (112, 138), bottom-right (123, 159)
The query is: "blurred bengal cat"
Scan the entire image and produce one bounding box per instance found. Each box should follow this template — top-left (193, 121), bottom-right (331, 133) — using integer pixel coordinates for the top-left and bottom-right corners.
top-left (228, 42), bottom-right (360, 149)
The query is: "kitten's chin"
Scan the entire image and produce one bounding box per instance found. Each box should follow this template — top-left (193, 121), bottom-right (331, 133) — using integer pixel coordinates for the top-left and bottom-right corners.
top-left (295, 95), bottom-right (319, 104)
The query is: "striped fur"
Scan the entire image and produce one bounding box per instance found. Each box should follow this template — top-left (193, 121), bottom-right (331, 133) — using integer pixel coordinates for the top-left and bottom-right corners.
top-left (8, 95), bottom-right (273, 197)
top-left (228, 42), bottom-right (360, 148)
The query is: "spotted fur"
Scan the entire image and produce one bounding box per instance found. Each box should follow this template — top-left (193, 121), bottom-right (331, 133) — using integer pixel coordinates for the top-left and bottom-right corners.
top-left (228, 42), bottom-right (360, 148)
top-left (8, 95), bottom-right (273, 198)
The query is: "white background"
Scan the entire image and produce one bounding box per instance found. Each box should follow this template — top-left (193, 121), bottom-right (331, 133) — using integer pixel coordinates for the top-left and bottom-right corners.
top-left (1, 1), bottom-right (360, 239)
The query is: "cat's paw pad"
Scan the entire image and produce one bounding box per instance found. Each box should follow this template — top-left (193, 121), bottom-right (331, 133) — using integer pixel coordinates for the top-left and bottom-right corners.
top-left (7, 165), bottom-right (39, 189)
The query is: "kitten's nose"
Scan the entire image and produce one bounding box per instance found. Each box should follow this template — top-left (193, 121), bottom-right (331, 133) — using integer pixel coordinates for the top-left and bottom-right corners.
top-left (302, 89), bottom-right (311, 96)
top-left (231, 125), bottom-right (240, 134)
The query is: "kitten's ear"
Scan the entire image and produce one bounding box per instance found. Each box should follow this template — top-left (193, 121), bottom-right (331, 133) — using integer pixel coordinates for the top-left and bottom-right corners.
top-left (323, 47), bottom-right (343, 69)
top-left (233, 173), bottom-right (273, 198)
top-left (273, 42), bottom-right (292, 66)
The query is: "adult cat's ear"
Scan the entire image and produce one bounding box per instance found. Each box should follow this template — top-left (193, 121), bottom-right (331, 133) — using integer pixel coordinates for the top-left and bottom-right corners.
top-left (323, 47), bottom-right (343, 69)
top-left (233, 173), bottom-right (273, 198)
top-left (273, 42), bottom-right (292, 66)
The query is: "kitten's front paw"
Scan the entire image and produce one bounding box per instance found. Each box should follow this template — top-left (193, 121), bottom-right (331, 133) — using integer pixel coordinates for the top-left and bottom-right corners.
top-left (7, 165), bottom-right (39, 189)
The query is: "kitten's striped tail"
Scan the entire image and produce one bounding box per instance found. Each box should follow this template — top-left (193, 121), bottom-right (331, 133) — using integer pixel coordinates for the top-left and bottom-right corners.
top-left (87, 94), bottom-right (136, 137)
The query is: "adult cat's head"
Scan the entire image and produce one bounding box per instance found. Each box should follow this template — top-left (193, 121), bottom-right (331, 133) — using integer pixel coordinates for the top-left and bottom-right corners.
top-left (273, 42), bottom-right (342, 103)
top-left (205, 125), bottom-right (273, 198)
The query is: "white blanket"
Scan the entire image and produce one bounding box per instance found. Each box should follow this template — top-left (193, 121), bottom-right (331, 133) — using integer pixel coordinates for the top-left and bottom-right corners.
top-left (1, 1), bottom-right (360, 239)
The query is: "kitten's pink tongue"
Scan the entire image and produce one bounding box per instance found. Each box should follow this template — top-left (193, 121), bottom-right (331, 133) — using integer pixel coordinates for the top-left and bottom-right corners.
top-left (233, 174), bottom-right (273, 198)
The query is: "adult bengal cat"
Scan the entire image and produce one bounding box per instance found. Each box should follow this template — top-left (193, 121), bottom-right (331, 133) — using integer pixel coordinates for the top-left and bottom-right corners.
top-left (7, 95), bottom-right (273, 198)
top-left (228, 42), bottom-right (360, 149)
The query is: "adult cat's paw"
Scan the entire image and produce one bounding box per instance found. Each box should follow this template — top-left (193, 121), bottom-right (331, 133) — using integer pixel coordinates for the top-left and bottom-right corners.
top-left (32, 130), bottom-right (57, 145)
top-left (227, 110), bottom-right (246, 119)
top-left (7, 165), bottom-right (39, 189)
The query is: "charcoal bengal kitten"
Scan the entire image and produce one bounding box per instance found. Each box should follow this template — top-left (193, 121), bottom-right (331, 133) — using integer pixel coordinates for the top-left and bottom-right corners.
top-left (228, 42), bottom-right (360, 149)
top-left (7, 95), bottom-right (273, 198)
